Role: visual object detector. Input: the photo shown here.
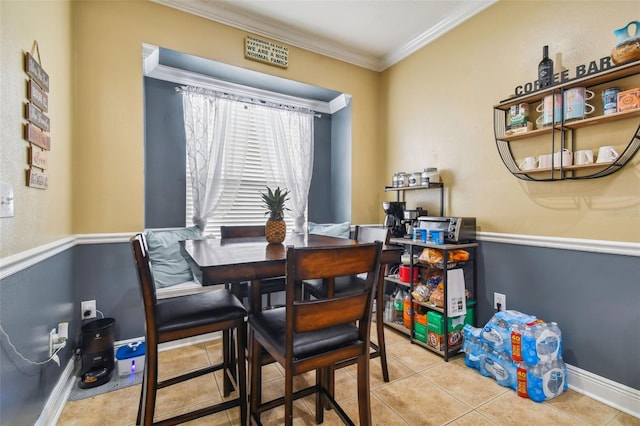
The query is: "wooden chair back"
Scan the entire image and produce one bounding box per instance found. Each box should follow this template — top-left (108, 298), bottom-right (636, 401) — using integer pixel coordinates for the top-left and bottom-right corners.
top-left (220, 225), bottom-right (266, 239)
top-left (285, 242), bottom-right (382, 364)
top-left (354, 225), bottom-right (391, 244)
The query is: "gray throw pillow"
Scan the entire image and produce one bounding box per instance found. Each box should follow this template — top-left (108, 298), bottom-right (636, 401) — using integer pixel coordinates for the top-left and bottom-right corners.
top-left (145, 227), bottom-right (202, 288)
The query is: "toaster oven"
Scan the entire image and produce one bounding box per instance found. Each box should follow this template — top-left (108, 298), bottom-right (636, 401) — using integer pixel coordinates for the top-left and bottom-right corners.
top-left (417, 216), bottom-right (476, 243)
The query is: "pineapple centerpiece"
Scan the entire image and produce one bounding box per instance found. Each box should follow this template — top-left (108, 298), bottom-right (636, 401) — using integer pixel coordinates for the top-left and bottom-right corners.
top-left (261, 186), bottom-right (290, 244)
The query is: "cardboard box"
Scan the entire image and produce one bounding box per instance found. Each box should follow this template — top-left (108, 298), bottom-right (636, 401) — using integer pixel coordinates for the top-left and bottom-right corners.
top-left (427, 329), bottom-right (463, 352)
top-left (414, 322), bottom-right (427, 343)
top-left (618, 88), bottom-right (640, 112)
top-left (427, 307), bottom-right (474, 334)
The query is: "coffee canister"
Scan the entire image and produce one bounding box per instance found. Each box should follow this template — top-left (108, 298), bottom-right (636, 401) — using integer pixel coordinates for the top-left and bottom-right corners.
top-left (602, 87), bottom-right (620, 115)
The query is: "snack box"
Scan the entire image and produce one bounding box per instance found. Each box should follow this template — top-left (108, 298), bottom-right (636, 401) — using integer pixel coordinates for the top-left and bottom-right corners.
top-left (618, 88), bottom-right (640, 112)
top-left (506, 121), bottom-right (533, 136)
top-left (427, 308), bottom-right (474, 334)
top-left (508, 103), bottom-right (529, 126)
top-left (427, 329), bottom-right (463, 352)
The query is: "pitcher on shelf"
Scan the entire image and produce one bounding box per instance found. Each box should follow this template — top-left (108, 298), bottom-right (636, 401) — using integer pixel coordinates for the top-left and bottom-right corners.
top-left (611, 21), bottom-right (640, 64)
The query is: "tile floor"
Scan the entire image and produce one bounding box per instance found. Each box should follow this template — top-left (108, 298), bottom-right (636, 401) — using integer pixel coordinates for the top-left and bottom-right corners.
top-left (58, 328), bottom-right (639, 425)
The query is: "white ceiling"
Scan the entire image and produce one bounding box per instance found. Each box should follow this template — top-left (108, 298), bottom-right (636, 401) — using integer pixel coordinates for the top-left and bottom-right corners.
top-left (152, 0), bottom-right (496, 71)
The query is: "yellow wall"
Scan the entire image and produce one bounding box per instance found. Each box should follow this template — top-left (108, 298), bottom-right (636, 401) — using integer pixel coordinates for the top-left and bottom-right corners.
top-left (71, 0), bottom-right (380, 235)
top-left (381, 1), bottom-right (640, 242)
top-left (0, 0), bottom-right (73, 257)
top-left (2, 0), bottom-right (639, 260)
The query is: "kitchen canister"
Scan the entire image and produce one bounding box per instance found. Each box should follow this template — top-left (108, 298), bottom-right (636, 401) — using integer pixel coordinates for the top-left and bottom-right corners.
top-left (602, 87), bottom-right (620, 115)
top-left (421, 168), bottom-right (440, 185)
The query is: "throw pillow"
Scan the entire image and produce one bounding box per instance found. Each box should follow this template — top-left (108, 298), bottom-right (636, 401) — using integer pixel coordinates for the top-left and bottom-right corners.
top-left (307, 221), bottom-right (351, 239)
top-left (145, 226), bottom-right (202, 288)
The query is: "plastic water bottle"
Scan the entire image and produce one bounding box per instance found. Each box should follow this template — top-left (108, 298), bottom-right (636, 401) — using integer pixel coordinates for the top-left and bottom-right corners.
top-left (393, 288), bottom-right (404, 324)
top-left (522, 321), bottom-right (562, 365)
top-left (516, 362), bottom-right (529, 398)
top-left (463, 324), bottom-right (483, 370)
top-left (479, 346), bottom-right (516, 388)
top-left (536, 322), bottom-right (562, 362)
top-left (526, 358), bottom-right (567, 402)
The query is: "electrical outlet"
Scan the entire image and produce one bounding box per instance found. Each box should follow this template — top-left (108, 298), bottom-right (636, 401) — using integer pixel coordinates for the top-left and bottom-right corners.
top-left (81, 300), bottom-right (97, 320)
top-left (494, 292), bottom-right (506, 311)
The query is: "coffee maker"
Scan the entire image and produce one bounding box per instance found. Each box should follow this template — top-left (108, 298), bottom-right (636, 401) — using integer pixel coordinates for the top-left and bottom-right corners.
top-left (382, 201), bottom-right (406, 237)
top-left (403, 207), bottom-right (428, 236)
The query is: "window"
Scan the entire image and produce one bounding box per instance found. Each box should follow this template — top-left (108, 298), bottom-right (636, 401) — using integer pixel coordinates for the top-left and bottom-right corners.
top-left (185, 102), bottom-right (296, 237)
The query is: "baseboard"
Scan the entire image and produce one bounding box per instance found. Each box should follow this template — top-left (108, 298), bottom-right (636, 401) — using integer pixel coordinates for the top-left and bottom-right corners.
top-left (34, 357), bottom-right (77, 426)
top-left (566, 363), bottom-right (640, 418)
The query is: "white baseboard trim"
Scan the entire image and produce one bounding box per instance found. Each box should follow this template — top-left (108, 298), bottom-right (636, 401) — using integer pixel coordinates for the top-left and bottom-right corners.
top-left (34, 357), bottom-right (77, 426)
top-left (566, 363), bottom-right (640, 418)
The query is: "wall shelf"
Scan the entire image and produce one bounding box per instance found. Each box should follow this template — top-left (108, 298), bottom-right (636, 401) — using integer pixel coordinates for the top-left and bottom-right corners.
top-left (494, 60), bottom-right (640, 181)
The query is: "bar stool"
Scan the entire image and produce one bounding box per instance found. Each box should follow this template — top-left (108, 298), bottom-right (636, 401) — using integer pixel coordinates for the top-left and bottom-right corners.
top-left (303, 226), bottom-right (392, 382)
top-left (130, 234), bottom-right (247, 425)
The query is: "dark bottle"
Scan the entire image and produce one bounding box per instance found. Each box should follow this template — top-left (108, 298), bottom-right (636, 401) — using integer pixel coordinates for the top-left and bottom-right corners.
top-left (538, 45), bottom-right (553, 88)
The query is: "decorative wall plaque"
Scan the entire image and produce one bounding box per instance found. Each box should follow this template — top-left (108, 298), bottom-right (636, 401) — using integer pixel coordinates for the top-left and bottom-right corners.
top-left (23, 41), bottom-right (50, 189)
top-left (245, 35), bottom-right (289, 69)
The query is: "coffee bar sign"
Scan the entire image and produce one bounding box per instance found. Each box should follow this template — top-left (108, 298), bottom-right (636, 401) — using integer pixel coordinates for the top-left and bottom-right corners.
top-left (245, 36), bottom-right (289, 69)
top-left (514, 56), bottom-right (615, 97)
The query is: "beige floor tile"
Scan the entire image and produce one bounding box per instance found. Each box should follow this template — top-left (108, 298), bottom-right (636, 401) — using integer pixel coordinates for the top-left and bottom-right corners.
top-left (155, 400), bottom-right (235, 425)
top-left (447, 411), bottom-right (499, 425)
top-left (158, 343), bottom-right (211, 380)
top-left (477, 391), bottom-right (585, 425)
top-left (373, 373), bottom-right (472, 425)
top-left (155, 373), bottom-right (223, 417)
top-left (420, 358), bottom-right (509, 408)
top-left (59, 338), bottom-right (631, 426)
top-left (607, 412), bottom-right (640, 426)
top-left (385, 338), bottom-right (445, 373)
top-left (335, 393), bottom-right (410, 426)
top-left (544, 389), bottom-right (620, 425)
top-left (58, 384), bottom-right (140, 426)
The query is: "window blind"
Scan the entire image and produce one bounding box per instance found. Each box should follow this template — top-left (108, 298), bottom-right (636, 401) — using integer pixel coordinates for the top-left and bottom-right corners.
top-left (186, 102), bottom-right (295, 237)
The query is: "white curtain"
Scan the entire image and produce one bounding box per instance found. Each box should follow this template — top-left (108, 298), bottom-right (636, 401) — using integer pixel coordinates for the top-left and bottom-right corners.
top-left (181, 88), bottom-right (235, 231)
top-left (182, 86), bottom-right (314, 234)
top-left (261, 106), bottom-right (314, 233)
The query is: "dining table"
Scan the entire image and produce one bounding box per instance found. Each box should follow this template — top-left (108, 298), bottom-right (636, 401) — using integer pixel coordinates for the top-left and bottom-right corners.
top-left (182, 231), bottom-right (402, 390)
top-left (183, 232), bottom-right (402, 314)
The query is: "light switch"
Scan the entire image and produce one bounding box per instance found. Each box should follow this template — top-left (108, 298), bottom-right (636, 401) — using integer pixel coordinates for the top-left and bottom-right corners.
top-left (0, 183), bottom-right (15, 218)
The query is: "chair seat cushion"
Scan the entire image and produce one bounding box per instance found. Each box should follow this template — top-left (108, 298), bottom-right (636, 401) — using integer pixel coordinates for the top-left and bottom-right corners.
top-left (156, 289), bottom-right (246, 335)
top-left (304, 275), bottom-right (366, 299)
top-left (250, 308), bottom-right (359, 358)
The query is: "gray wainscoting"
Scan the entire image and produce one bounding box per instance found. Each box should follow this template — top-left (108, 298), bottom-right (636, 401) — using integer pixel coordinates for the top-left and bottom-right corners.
top-left (477, 241), bottom-right (639, 389)
top-left (1, 237), bottom-right (638, 424)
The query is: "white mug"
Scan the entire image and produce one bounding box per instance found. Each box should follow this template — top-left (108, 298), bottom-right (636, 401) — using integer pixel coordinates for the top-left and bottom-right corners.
top-left (574, 149), bottom-right (594, 165)
top-left (553, 149), bottom-right (573, 167)
top-left (538, 154), bottom-right (552, 169)
top-left (519, 156), bottom-right (538, 170)
top-left (596, 146), bottom-right (620, 163)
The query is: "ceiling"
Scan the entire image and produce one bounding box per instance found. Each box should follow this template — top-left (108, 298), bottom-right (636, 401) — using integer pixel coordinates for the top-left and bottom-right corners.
top-left (152, 0), bottom-right (496, 71)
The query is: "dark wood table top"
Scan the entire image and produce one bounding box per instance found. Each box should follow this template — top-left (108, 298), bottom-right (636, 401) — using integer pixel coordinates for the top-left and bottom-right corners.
top-left (183, 233), bottom-right (401, 285)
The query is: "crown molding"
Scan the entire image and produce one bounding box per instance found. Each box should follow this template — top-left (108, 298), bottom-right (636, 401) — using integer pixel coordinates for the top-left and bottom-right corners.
top-left (142, 44), bottom-right (343, 114)
top-left (380, 0), bottom-right (496, 70)
top-left (152, 0), bottom-right (496, 72)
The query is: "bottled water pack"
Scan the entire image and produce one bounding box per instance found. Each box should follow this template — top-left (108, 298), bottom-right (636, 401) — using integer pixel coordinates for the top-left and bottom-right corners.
top-left (463, 311), bottom-right (566, 402)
